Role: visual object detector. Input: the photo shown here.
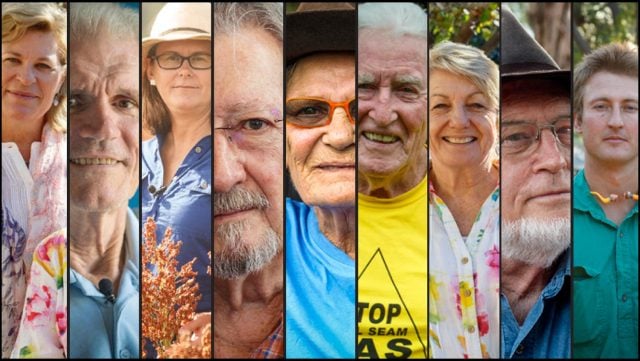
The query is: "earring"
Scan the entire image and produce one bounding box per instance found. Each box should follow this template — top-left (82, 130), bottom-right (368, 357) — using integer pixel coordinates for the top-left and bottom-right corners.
top-left (150, 79), bottom-right (156, 86)
top-left (52, 94), bottom-right (60, 107)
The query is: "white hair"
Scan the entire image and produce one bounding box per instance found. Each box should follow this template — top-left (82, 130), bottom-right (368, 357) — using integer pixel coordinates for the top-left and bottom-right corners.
top-left (70, 3), bottom-right (138, 44)
top-left (503, 218), bottom-right (570, 268)
top-left (358, 2), bottom-right (428, 40)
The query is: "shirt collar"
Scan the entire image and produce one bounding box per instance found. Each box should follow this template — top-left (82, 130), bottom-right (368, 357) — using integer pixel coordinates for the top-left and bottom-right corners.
top-left (541, 250), bottom-right (571, 299)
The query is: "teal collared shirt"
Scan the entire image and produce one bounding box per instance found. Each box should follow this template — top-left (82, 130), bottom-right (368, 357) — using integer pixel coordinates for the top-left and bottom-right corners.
top-left (573, 170), bottom-right (638, 358)
top-left (69, 208), bottom-right (140, 359)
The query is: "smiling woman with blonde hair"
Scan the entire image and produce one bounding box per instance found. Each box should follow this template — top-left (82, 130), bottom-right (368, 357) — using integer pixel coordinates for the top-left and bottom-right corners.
top-left (2, 2), bottom-right (67, 357)
top-left (428, 41), bottom-right (500, 358)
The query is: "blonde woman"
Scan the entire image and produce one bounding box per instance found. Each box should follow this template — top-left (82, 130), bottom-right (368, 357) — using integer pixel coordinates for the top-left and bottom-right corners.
top-left (1, 3), bottom-right (66, 357)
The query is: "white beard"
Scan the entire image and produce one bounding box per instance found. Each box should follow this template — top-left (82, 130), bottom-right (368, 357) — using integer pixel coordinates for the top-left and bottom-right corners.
top-left (214, 220), bottom-right (281, 279)
top-left (502, 218), bottom-right (570, 268)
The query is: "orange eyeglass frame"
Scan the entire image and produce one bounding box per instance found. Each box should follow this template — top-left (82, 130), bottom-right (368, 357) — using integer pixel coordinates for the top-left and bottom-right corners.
top-left (285, 97), bottom-right (357, 128)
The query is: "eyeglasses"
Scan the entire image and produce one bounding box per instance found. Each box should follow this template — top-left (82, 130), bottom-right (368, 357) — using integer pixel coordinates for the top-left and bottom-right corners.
top-left (286, 98), bottom-right (356, 128)
top-left (215, 117), bottom-right (283, 150)
top-left (150, 52), bottom-right (211, 70)
top-left (501, 117), bottom-right (571, 155)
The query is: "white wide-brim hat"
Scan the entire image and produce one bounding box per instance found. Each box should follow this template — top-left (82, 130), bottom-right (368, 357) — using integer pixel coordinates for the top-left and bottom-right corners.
top-left (142, 3), bottom-right (211, 62)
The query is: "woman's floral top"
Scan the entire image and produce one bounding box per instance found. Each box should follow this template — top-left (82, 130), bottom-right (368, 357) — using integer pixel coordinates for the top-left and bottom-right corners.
top-left (11, 229), bottom-right (67, 358)
top-left (428, 182), bottom-right (500, 358)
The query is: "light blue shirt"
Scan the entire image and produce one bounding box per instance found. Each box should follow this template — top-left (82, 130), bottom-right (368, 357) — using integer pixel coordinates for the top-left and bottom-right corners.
top-left (501, 251), bottom-right (571, 358)
top-left (69, 208), bottom-right (139, 359)
top-left (285, 198), bottom-right (355, 358)
top-left (141, 135), bottom-right (211, 312)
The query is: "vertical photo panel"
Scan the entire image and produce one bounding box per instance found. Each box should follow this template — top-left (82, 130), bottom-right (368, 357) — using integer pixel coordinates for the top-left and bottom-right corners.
top-left (572, 2), bottom-right (638, 358)
top-left (428, 2), bottom-right (500, 358)
top-left (213, 3), bottom-right (283, 359)
top-left (1, 2), bottom-right (68, 358)
top-left (357, 3), bottom-right (428, 359)
top-left (285, 2), bottom-right (356, 359)
top-left (500, 3), bottom-right (572, 359)
top-left (141, 2), bottom-right (211, 359)
top-left (68, 2), bottom-right (139, 359)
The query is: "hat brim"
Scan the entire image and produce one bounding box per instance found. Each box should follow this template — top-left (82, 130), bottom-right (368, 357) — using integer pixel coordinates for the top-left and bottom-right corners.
top-left (286, 9), bottom-right (356, 64)
top-left (142, 33), bottom-right (211, 61)
top-left (502, 66), bottom-right (571, 90)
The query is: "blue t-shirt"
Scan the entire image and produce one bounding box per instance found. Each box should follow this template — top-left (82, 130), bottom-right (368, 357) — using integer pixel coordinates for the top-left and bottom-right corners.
top-left (141, 135), bottom-right (211, 312)
top-left (69, 209), bottom-right (139, 359)
top-left (285, 198), bottom-right (355, 358)
top-left (501, 251), bottom-right (571, 358)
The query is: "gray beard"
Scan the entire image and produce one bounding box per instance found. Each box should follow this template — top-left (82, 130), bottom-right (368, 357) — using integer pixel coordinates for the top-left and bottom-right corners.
top-left (502, 218), bottom-right (570, 268)
top-left (214, 219), bottom-right (281, 279)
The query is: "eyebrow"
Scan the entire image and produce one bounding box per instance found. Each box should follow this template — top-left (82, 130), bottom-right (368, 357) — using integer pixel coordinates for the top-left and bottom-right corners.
top-left (502, 115), bottom-right (571, 126)
top-left (225, 100), bottom-right (276, 115)
top-left (589, 97), bottom-right (638, 103)
top-left (2, 51), bottom-right (56, 63)
top-left (358, 73), bottom-right (375, 85)
top-left (392, 74), bottom-right (423, 88)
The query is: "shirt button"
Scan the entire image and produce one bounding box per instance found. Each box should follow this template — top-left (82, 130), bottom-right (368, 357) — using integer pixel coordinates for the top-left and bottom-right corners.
top-left (461, 257), bottom-right (469, 264)
top-left (200, 180), bottom-right (208, 189)
top-left (467, 325), bottom-right (475, 333)
top-left (195, 146), bottom-right (202, 154)
top-left (619, 232), bottom-right (624, 238)
top-left (622, 294), bottom-right (628, 302)
top-left (119, 349), bottom-right (131, 358)
top-left (516, 345), bottom-right (525, 355)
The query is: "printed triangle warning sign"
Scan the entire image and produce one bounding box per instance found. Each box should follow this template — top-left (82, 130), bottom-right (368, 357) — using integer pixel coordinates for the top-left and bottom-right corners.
top-left (358, 248), bottom-right (428, 358)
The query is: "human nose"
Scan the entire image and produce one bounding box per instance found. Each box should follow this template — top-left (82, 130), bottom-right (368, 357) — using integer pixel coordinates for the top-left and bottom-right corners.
top-left (75, 98), bottom-right (120, 142)
top-left (214, 131), bottom-right (246, 193)
top-left (177, 57), bottom-right (196, 76)
top-left (531, 128), bottom-right (568, 174)
top-left (607, 105), bottom-right (624, 128)
top-left (368, 88), bottom-right (397, 126)
top-left (16, 64), bottom-right (36, 85)
top-left (323, 107), bottom-right (354, 150)
top-left (449, 103), bottom-right (470, 128)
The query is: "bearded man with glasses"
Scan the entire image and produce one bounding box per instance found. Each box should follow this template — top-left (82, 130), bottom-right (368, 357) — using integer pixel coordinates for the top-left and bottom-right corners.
top-left (500, 8), bottom-right (572, 359)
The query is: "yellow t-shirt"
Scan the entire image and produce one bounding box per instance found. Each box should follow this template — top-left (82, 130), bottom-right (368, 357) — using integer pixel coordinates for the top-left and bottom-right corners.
top-left (357, 176), bottom-right (428, 358)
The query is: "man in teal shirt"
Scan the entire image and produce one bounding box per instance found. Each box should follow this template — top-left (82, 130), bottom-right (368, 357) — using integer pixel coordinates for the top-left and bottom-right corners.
top-left (573, 43), bottom-right (638, 359)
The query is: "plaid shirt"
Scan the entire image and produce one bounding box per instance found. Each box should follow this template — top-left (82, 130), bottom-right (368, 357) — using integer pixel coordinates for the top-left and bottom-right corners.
top-left (249, 315), bottom-right (283, 359)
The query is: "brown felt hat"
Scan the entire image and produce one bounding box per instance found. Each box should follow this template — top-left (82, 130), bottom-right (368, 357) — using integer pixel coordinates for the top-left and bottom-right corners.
top-left (501, 7), bottom-right (570, 85)
top-left (286, 2), bottom-right (356, 64)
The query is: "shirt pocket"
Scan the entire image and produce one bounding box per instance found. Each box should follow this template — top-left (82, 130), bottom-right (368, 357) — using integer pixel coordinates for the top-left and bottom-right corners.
top-left (572, 262), bottom-right (608, 345)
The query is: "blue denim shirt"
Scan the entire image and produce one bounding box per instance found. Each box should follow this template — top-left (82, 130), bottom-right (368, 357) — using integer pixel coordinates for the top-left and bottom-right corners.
top-left (501, 251), bottom-right (571, 358)
top-left (141, 135), bottom-right (211, 312)
top-left (69, 208), bottom-right (139, 359)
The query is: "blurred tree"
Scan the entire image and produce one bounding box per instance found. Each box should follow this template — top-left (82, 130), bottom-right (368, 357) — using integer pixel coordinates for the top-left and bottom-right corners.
top-left (507, 3), bottom-right (571, 69)
top-left (573, 2), bottom-right (637, 65)
top-left (429, 2), bottom-right (500, 63)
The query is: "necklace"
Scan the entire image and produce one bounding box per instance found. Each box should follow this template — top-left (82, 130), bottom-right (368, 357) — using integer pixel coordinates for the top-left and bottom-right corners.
top-left (590, 191), bottom-right (638, 204)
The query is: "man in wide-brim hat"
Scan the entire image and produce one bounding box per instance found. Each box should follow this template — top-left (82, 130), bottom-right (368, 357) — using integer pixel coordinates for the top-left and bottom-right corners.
top-left (499, 7), bottom-right (572, 359)
top-left (284, 2), bottom-right (357, 359)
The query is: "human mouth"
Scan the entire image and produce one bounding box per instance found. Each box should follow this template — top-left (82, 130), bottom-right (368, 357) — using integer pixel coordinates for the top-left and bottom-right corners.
top-left (317, 162), bottom-right (355, 171)
top-left (603, 135), bottom-right (627, 143)
top-left (70, 158), bottom-right (120, 165)
top-left (7, 90), bottom-right (39, 99)
top-left (443, 136), bottom-right (476, 144)
top-left (529, 190), bottom-right (570, 202)
top-left (363, 131), bottom-right (399, 144)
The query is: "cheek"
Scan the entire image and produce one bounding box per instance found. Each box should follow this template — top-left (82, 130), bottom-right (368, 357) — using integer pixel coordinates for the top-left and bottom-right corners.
top-left (286, 130), bottom-right (317, 167)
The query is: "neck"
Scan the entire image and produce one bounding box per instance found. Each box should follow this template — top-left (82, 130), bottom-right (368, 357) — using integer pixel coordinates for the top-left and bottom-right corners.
top-left (213, 252), bottom-right (283, 311)
top-left (69, 206), bottom-right (128, 292)
top-left (431, 159), bottom-right (497, 202)
top-left (584, 157), bottom-right (638, 195)
top-left (501, 257), bottom-right (558, 324)
top-left (1, 115), bottom-right (45, 162)
top-left (168, 110), bottom-right (211, 142)
top-left (359, 148), bottom-right (427, 198)
top-left (314, 205), bottom-right (356, 259)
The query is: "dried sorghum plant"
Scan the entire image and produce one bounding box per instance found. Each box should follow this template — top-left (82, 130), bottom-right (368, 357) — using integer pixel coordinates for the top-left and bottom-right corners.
top-left (141, 218), bottom-right (200, 358)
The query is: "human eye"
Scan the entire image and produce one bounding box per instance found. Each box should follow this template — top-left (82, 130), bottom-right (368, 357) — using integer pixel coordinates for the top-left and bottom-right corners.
top-left (502, 125), bottom-right (535, 145)
top-left (69, 93), bottom-right (88, 112)
top-left (113, 96), bottom-right (138, 111)
top-left (623, 103), bottom-right (638, 113)
top-left (286, 99), bottom-right (328, 126)
top-left (241, 118), bottom-right (269, 131)
top-left (396, 85), bottom-right (420, 100)
top-left (35, 62), bottom-right (53, 71)
top-left (468, 102), bottom-right (486, 110)
top-left (2, 57), bottom-right (21, 65)
top-left (430, 102), bottom-right (448, 111)
top-left (592, 102), bottom-right (609, 111)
